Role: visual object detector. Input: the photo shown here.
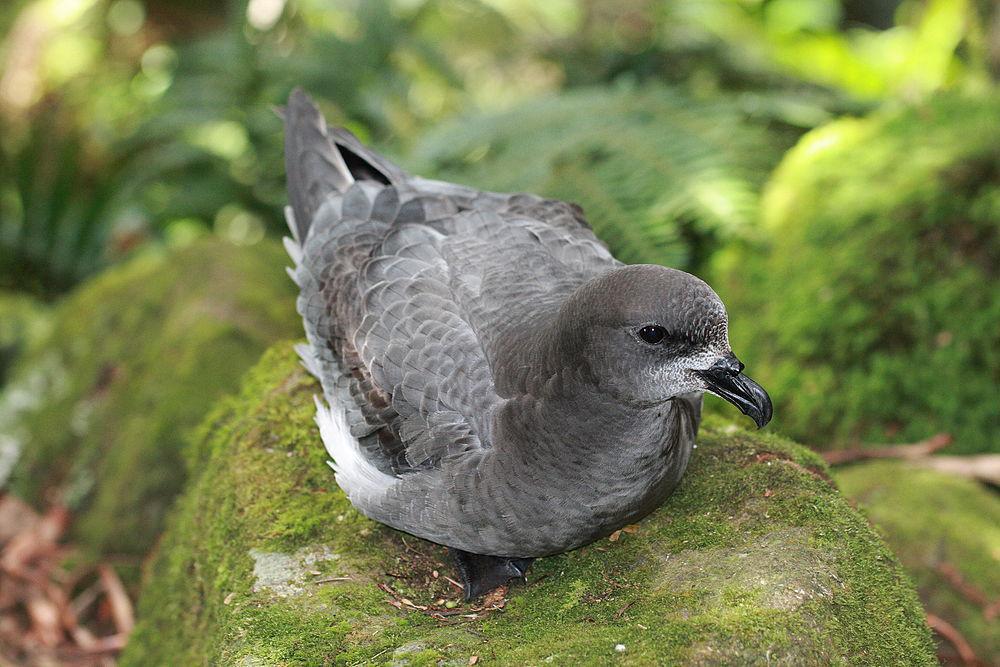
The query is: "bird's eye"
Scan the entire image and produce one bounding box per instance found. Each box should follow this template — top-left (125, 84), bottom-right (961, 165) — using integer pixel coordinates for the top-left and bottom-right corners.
top-left (637, 325), bottom-right (667, 345)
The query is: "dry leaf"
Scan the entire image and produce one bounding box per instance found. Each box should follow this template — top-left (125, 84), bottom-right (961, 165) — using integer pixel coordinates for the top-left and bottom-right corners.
top-left (99, 564), bottom-right (135, 635)
top-left (0, 498), bottom-right (135, 664)
top-left (27, 594), bottom-right (63, 647)
top-left (0, 494), bottom-right (39, 544)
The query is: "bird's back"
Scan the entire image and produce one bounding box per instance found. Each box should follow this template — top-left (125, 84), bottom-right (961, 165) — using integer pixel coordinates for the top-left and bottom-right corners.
top-left (283, 91), bottom-right (617, 482)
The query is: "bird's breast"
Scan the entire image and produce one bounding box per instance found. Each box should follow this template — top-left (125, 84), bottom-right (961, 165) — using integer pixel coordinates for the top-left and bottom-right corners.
top-left (461, 397), bottom-right (698, 555)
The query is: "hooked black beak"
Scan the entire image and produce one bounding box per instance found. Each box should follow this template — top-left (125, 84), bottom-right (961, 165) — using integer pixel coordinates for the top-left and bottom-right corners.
top-left (695, 355), bottom-right (773, 429)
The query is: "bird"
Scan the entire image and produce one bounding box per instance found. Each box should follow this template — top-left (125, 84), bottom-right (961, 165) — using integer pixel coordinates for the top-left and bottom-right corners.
top-left (282, 89), bottom-right (772, 600)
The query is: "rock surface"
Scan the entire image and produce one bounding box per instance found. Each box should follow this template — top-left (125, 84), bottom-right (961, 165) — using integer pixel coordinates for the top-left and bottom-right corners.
top-left (123, 343), bottom-right (935, 665)
top-left (0, 239), bottom-right (299, 563)
top-left (837, 461), bottom-right (1000, 664)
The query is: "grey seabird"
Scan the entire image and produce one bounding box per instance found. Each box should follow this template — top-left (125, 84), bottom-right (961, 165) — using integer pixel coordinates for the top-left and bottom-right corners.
top-left (282, 90), bottom-right (772, 599)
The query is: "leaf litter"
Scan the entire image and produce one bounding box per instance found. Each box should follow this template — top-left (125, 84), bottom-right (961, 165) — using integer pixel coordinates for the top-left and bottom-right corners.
top-left (0, 493), bottom-right (134, 666)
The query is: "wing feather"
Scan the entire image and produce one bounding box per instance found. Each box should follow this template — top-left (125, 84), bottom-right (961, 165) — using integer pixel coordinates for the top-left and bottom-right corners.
top-left (287, 93), bottom-right (618, 498)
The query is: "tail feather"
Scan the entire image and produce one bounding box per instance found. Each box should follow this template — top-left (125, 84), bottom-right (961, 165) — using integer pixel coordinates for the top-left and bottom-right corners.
top-left (284, 89), bottom-right (415, 243)
top-left (283, 205), bottom-right (300, 244)
top-left (282, 235), bottom-right (302, 265)
top-left (284, 88), bottom-right (354, 242)
top-left (327, 126), bottom-right (409, 186)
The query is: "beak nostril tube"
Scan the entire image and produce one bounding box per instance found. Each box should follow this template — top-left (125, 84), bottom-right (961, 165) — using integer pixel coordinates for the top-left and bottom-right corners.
top-left (695, 355), bottom-right (772, 428)
top-left (716, 354), bottom-right (744, 375)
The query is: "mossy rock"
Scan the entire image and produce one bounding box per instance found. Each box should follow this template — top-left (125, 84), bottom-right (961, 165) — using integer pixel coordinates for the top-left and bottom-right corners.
top-left (124, 343), bottom-right (934, 665)
top-left (837, 461), bottom-right (1000, 663)
top-left (717, 92), bottom-right (1000, 454)
top-left (0, 291), bottom-right (50, 388)
top-left (0, 239), bottom-right (299, 562)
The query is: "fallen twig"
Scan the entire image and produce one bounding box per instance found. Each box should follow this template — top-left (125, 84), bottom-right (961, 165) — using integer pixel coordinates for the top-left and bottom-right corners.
top-left (926, 612), bottom-right (982, 666)
top-left (822, 433), bottom-right (952, 466)
top-left (935, 563), bottom-right (999, 621)
top-left (399, 536), bottom-right (422, 556)
top-left (915, 454), bottom-right (1000, 487)
top-left (377, 582), bottom-right (429, 610)
top-left (70, 579), bottom-right (106, 619)
top-left (613, 601), bottom-right (633, 619)
top-left (99, 564), bottom-right (134, 636)
top-left (350, 647), bottom-right (389, 667)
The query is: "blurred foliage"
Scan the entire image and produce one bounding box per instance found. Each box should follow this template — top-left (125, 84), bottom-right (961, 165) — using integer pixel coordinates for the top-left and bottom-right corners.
top-left (477, 0), bottom-right (995, 102)
top-left (2, 0), bottom-right (995, 297)
top-left (719, 92), bottom-right (1000, 454)
top-left (0, 291), bottom-right (50, 388)
top-left (837, 461), bottom-right (1000, 663)
top-left (1, 238), bottom-right (298, 571)
top-left (0, 0), bottom-right (484, 297)
top-left (413, 85), bottom-right (795, 272)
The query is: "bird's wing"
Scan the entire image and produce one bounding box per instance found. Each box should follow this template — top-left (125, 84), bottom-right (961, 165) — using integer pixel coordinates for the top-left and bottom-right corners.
top-left (284, 92), bottom-right (616, 491)
top-left (292, 182), bottom-right (617, 484)
top-left (292, 178), bottom-right (502, 480)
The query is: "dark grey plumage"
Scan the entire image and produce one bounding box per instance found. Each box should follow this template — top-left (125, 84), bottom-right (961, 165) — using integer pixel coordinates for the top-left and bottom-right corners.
top-left (282, 90), bottom-right (771, 566)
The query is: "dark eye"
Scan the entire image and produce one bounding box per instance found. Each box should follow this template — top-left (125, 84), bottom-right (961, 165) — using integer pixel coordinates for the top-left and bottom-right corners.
top-left (637, 325), bottom-right (667, 345)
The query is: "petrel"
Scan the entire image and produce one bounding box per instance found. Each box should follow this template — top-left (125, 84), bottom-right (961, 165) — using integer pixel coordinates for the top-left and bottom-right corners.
top-left (283, 90), bottom-right (772, 599)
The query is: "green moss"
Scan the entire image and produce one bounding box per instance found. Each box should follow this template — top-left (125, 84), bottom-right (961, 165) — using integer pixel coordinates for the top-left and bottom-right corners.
top-left (124, 343), bottom-right (934, 665)
top-left (837, 461), bottom-right (1000, 663)
top-left (717, 92), bottom-right (1000, 454)
top-left (0, 239), bottom-right (299, 562)
top-left (0, 291), bottom-right (50, 389)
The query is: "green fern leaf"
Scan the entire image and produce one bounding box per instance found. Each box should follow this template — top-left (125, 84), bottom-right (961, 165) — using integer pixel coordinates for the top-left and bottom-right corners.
top-left (411, 86), bottom-right (788, 271)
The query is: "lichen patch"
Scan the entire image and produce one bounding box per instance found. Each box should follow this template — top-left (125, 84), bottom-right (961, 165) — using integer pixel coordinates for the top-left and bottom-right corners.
top-left (654, 527), bottom-right (836, 613)
top-left (250, 545), bottom-right (342, 597)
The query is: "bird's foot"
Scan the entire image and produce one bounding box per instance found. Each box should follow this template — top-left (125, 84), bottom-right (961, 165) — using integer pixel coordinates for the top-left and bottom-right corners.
top-left (449, 549), bottom-right (534, 601)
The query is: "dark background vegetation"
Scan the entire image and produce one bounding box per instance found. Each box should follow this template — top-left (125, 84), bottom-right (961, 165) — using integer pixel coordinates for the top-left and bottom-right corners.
top-left (0, 0), bottom-right (997, 664)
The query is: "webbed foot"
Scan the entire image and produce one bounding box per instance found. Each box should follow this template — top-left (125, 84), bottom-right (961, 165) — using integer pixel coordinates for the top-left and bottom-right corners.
top-left (450, 548), bottom-right (534, 601)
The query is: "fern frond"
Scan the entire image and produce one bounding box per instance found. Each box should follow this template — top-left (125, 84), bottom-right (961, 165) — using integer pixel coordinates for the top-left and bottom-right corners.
top-left (411, 86), bottom-right (790, 271)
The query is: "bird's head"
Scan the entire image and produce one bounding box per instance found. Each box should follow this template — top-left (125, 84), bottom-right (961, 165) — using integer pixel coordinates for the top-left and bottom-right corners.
top-left (557, 264), bottom-right (772, 428)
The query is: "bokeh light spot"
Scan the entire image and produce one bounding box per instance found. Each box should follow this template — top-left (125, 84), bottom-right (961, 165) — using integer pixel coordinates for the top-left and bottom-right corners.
top-left (186, 121), bottom-right (251, 161)
top-left (247, 0), bottom-right (286, 31)
top-left (215, 205), bottom-right (265, 246)
top-left (107, 0), bottom-right (145, 36)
